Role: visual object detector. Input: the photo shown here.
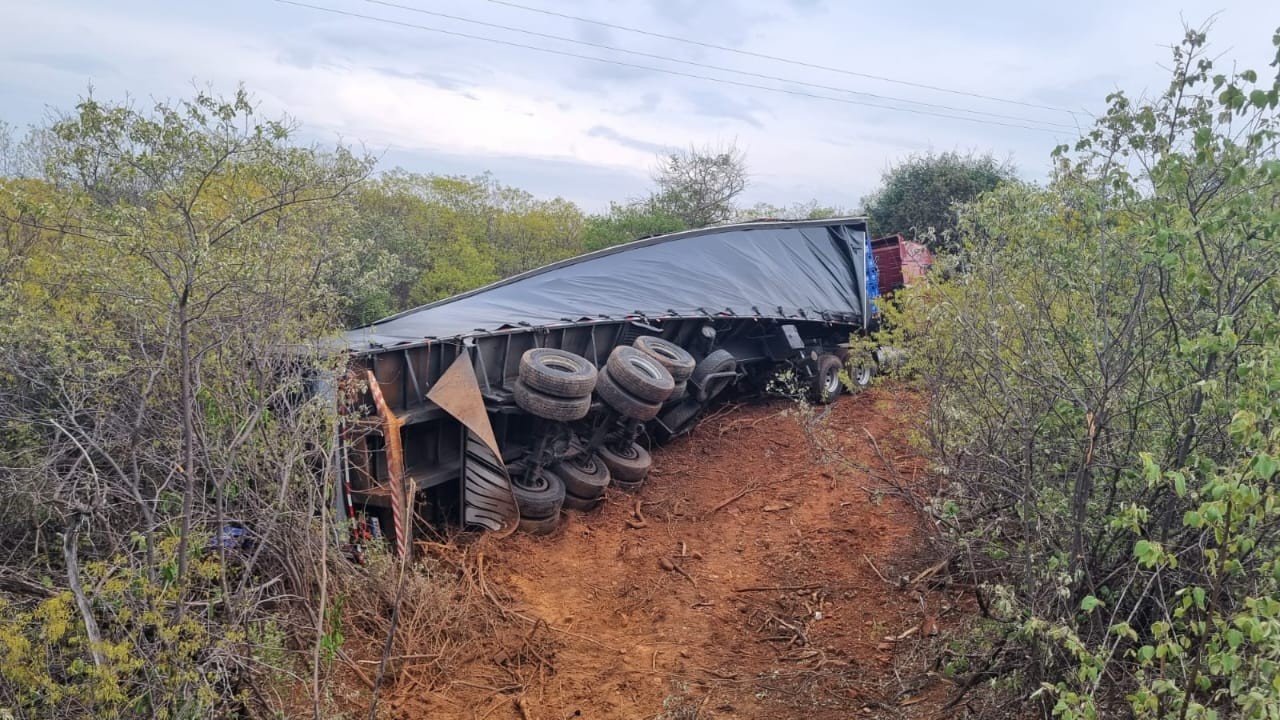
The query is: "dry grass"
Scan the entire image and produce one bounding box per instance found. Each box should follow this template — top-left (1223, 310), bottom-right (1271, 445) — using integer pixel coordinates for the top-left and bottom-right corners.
top-left (333, 536), bottom-right (561, 716)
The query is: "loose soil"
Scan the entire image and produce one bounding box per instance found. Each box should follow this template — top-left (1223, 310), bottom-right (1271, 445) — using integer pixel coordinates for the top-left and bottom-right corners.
top-left (349, 386), bottom-right (969, 719)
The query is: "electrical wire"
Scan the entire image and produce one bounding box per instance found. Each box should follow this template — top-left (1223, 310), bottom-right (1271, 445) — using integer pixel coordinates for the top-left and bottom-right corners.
top-left (274, 0), bottom-right (1074, 135)
top-left (484, 0), bottom-right (1082, 116)
top-left (365, 0), bottom-right (1079, 130)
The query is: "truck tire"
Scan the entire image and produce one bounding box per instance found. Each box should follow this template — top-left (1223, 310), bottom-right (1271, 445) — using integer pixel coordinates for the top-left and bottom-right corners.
top-left (557, 453), bottom-right (611, 499)
top-left (667, 380), bottom-right (688, 403)
top-left (599, 441), bottom-right (652, 484)
top-left (514, 380), bottom-right (592, 421)
top-left (519, 512), bottom-right (562, 535)
top-left (810, 353), bottom-right (844, 404)
top-left (562, 492), bottom-right (603, 512)
top-left (595, 368), bottom-right (662, 421)
top-left (654, 397), bottom-right (704, 442)
top-left (690, 349), bottom-right (737, 403)
top-left (606, 346), bottom-right (675, 403)
top-left (633, 336), bottom-right (696, 382)
top-left (513, 466), bottom-right (566, 520)
top-left (850, 357), bottom-right (875, 388)
top-left (518, 348), bottom-right (597, 398)
top-left (613, 476), bottom-right (644, 493)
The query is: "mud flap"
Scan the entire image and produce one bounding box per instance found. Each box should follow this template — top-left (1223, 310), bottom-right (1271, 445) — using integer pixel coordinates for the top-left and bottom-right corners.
top-left (427, 350), bottom-right (518, 536)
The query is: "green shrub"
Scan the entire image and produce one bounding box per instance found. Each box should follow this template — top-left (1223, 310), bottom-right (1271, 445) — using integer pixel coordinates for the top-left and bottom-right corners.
top-left (885, 26), bottom-right (1280, 718)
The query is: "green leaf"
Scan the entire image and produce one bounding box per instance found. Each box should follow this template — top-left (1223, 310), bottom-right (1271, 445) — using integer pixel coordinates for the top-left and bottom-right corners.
top-left (1226, 628), bottom-right (1244, 649)
top-left (1250, 453), bottom-right (1277, 481)
top-left (1139, 452), bottom-right (1161, 485)
top-left (1135, 540), bottom-right (1162, 567)
top-left (1081, 595), bottom-right (1101, 612)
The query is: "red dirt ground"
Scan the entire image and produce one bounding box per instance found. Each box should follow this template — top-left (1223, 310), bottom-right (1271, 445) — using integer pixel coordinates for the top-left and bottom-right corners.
top-left (360, 386), bottom-right (968, 719)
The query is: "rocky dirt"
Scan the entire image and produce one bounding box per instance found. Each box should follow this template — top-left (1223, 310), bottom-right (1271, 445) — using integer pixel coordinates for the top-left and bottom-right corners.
top-left (346, 386), bottom-right (971, 719)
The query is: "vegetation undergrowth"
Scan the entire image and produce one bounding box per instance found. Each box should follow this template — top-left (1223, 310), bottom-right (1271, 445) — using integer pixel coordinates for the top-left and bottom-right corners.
top-left (881, 26), bottom-right (1280, 719)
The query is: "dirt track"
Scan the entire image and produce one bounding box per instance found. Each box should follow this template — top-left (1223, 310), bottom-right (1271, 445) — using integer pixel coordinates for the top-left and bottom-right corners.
top-left (367, 387), bottom-right (964, 719)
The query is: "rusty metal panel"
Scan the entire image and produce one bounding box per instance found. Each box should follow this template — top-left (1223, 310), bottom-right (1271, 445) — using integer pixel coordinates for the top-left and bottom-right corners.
top-left (427, 351), bottom-right (518, 535)
top-left (372, 352), bottom-right (405, 413)
top-left (364, 369), bottom-right (409, 556)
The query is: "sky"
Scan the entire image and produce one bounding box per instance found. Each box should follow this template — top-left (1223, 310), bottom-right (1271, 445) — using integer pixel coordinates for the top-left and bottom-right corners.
top-left (1, 0), bottom-right (1277, 211)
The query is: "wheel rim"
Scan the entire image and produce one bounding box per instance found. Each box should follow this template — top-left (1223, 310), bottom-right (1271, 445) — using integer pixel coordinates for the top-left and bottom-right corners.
top-left (854, 365), bottom-right (872, 386)
top-left (516, 469), bottom-right (550, 491)
top-left (614, 443), bottom-right (640, 461)
top-left (543, 357), bottom-right (580, 374)
top-left (572, 454), bottom-right (598, 473)
top-left (629, 356), bottom-right (663, 380)
top-left (823, 368), bottom-right (840, 395)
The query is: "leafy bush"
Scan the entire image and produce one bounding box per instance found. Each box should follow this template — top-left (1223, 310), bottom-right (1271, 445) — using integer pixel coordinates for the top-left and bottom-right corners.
top-left (885, 26), bottom-right (1280, 717)
top-left (0, 89), bottom-right (365, 718)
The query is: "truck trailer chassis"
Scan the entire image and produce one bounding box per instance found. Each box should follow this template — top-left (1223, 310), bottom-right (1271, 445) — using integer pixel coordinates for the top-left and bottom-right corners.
top-left (338, 217), bottom-right (884, 549)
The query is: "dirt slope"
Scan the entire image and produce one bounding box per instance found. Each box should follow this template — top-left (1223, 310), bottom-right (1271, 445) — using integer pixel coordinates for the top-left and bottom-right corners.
top-left (372, 387), bottom-right (965, 719)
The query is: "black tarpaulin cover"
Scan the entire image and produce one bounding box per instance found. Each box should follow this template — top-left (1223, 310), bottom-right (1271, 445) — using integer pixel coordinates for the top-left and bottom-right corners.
top-left (345, 218), bottom-right (870, 351)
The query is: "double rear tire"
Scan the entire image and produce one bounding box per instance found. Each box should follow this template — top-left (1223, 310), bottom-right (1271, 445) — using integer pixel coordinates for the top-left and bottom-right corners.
top-left (633, 336), bottom-right (696, 382)
top-left (606, 347), bottom-right (675, 403)
top-left (596, 346), bottom-right (675, 420)
top-left (514, 466), bottom-right (566, 534)
top-left (810, 353), bottom-right (845, 404)
top-left (514, 380), bottom-right (592, 421)
top-left (515, 348), bottom-right (597, 421)
top-left (519, 348), bottom-right (597, 397)
top-left (600, 441), bottom-right (652, 491)
top-left (558, 452), bottom-right (611, 511)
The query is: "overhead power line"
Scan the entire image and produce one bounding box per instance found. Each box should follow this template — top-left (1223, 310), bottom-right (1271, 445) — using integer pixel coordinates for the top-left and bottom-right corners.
top-left (484, 0), bottom-right (1081, 117)
top-left (273, 0), bottom-right (1072, 135)
top-left (364, 0), bottom-right (1078, 130)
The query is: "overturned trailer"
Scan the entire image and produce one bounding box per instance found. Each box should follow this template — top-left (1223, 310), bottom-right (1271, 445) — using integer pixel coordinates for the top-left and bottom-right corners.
top-left (340, 217), bottom-right (881, 550)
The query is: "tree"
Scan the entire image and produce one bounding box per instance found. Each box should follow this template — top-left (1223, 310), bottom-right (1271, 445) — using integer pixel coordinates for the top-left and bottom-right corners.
top-left (0, 88), bottom-right (373, 717)
top-left (649, 142), bottom-right (748, 228)
top-left (885, 26), bottom-right (1280, 717)
top-left (734, 200), bottom-right (851, 222)
top-left (582, 201), bottom-right (686, 251)
top-left (861, 150), bottom-right (1015, 251)
top-left (345, 171), bottom-right (589, 317)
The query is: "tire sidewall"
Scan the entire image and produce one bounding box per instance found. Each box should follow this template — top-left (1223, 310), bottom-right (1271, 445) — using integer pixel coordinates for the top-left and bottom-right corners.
top-left (519, 348), bottom-right (597, 398)
top-left (595, 368), bottom-right (661, 420)
top-left (558, 453), bottom-right (611, 498)
top-left (513, 467), bottom-right (567, 519)
top-left (607, 346), bottom-right (675, 403)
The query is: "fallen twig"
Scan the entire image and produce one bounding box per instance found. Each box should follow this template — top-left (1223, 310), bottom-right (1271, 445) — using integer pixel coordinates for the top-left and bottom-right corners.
top-left (626, 500), bottom-right (649, 529)
top-left (336, 648), bottom-right (376, 690)
top-left (733, 583), bottom-right (824, 593)
top-left (673, 563), bottom-right (697, 588)
top-left (864, 555), bottom-right (892, 585)
top-left (707, 483), bottom-right (760, 515)
top-left (910, 558), bottom-right (950, 586)
top-left (883, 626), bottom-right (919, 643)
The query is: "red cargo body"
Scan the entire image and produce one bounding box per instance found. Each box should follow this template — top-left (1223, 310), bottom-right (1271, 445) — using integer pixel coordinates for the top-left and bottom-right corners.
top-left (872, 234), bottom-right (934, 292)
